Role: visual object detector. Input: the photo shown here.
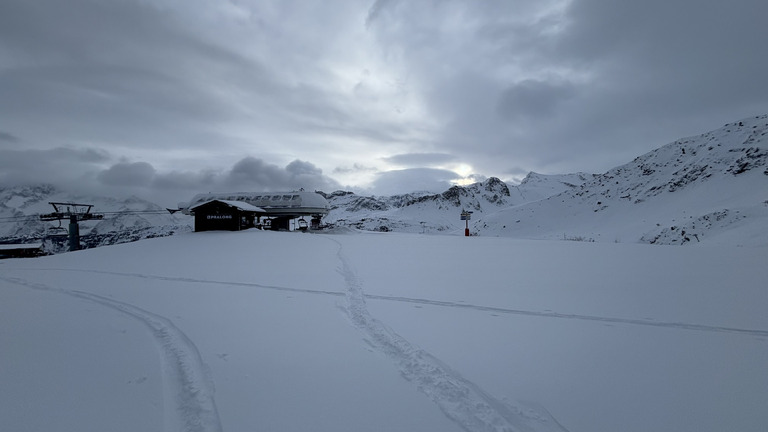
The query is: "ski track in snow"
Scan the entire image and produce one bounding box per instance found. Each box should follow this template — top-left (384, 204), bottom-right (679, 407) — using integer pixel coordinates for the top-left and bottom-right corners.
top-left (364, 294), bottom-right (768, 338)
top-left (325, 237), bottom-right (570, 432)
top-left (15, 267), bottom-right (768, 338)
top-left (18, 267), bottom-right (347, 297)
top-left (0, 275), bottom-right (223, 432)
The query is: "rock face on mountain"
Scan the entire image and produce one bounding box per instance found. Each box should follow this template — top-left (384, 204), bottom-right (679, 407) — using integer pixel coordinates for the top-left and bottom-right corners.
top-left (476, 114), bottom-right (768, 245)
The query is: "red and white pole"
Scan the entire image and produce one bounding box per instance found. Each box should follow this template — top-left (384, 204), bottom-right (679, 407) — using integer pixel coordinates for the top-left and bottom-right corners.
top-left (461, 210), bottom-right (471, 236)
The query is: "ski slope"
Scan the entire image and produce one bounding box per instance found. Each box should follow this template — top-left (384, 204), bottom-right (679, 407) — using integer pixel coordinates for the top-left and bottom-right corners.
top-left (1, 230), bottom-right (767, 432)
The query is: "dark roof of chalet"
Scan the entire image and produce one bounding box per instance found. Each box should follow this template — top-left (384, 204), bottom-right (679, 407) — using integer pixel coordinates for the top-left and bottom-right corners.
top-left (190, 199), bottom-right (266, 213)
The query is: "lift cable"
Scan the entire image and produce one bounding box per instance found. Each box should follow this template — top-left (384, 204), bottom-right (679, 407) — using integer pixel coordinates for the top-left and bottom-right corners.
top-left (0, 209), bottom-right (185, 224)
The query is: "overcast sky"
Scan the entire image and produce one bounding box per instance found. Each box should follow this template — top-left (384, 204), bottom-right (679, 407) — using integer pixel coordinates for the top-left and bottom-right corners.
top-left (2, 0), bottom-right (767, 204)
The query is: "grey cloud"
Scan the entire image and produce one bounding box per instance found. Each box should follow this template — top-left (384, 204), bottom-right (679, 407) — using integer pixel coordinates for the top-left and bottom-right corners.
top-left (0, 0), bottom-right (424, 164)
top-left (228, 158), bottom-right (285, 188)
top-left (333, 163), bottom-right (378, 175)
top-left (0, 131), bottom-right (20, 143)
top-left (0, 148), bottom-right (345, 205)
top-left (558, 0), bottom-right (767, 63)
top-left (497, 80), bottom-right (576, 120)
top-left (0, 0), bottom-right (269, 151)
top-left (226, 157), bottom-right (341, 192)
top-left (97, 162), bottom-right (156, 187)
top-left (366, 0), bottom-right (400, 28)
top-left (1, 0), bottom-right (767, 198)
top-left (0, 147), bottom-right (117, 203)
top-left (153, 170), bottom-right (218, 191)
top-left (552, 0), bottom-right (768, 119)
top-left (286, 160), bottom-right (322, 177)
top-left (369, 168), bottom-right (459, 196)
top-left (0, 147), bottom-right (109, 164)
top-left (365, 0), bottom-right (768, 179)
top-left (382, 153), bottom-right (457, 167)
top-left (60, 147), bottom-right (111, 163)
top-left (365, 3), bottom-right (557, 163)
top-left (0, 147), bottom-right (110, 185)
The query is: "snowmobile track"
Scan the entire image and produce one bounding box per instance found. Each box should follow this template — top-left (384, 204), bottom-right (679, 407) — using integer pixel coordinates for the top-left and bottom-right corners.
top-left (19, 268), bottom-right (768, 337)
top-left (364, 294), bottom-right (768, 338)
top-left (0, 276), bottom-right (223, 432)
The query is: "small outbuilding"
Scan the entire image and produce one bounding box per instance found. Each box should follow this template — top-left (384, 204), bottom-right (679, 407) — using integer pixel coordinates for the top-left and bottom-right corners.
top-left (190, 200), bottom-right (265, 232)
top-left (0, 243), bottom-right (45, 259)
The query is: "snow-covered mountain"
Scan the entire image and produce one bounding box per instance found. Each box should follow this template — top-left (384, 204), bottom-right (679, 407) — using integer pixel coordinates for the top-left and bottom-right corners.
top-left (2, 115), bottom-right (767, 249)
top-left (320, 174), bottom-right (594, 233)
top-left (322, 115), bottom-right (768, 245)
top-left (0, 185), bottom-right (190, 253)
top-left (477, 114), bottom-right (768, 245)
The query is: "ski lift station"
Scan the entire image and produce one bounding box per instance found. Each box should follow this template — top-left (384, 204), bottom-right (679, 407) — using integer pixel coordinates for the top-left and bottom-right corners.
top-left (178, 191), bottom-right (330, 232)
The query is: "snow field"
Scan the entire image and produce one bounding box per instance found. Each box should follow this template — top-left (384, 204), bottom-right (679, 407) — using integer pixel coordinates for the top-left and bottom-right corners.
top-left (1, 229), bottom-right (767, 432)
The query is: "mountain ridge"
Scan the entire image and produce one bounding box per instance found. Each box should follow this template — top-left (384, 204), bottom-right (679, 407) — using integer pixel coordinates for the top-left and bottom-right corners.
top-left (476, 114), bottom-right (768, 245)
top-left (2, 114), bottom-right (767, 249)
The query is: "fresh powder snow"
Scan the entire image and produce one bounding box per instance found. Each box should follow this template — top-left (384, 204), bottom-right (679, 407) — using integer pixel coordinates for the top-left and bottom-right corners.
top-left (2, 229), bottom-right (766, 432)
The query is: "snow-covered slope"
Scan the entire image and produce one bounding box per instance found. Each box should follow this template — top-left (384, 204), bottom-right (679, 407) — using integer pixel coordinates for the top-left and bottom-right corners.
top-left (510, 172), bottom-right (597, 204)
top-left (475, 115), bottom-right (768, 245)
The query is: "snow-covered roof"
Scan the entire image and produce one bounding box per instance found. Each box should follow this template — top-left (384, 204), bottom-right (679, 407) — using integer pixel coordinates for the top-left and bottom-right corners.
top-left (182, 191), bottom-right (329, 216)
top-left (190, 199), bottom-right (265, 213)
top-left (0, 243), bottom-right (42, 250)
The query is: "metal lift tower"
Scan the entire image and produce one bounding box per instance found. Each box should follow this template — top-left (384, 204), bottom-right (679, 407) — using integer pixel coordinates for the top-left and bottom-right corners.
top-left (39, 202), bottom-right (104, 251)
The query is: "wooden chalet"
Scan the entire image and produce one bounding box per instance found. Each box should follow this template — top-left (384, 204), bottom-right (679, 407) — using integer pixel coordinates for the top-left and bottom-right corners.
top-left (0, 243), bottom-right (45, 259)
top-left (190, 200), bottom-right (265, 232)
